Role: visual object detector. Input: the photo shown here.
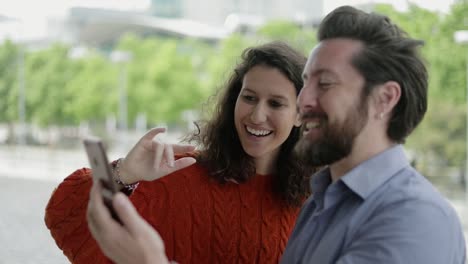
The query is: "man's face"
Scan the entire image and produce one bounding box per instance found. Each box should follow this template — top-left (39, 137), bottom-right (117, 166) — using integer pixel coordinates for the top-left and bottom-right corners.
top-left (294, 38), bottom-right (370, 167)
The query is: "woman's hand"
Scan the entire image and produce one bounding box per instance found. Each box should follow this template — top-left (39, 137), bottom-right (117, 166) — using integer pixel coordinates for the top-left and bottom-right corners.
top-left (87, 182), bottom-right (171, 264)
top-left (119, 127), bottom-right (196, 183)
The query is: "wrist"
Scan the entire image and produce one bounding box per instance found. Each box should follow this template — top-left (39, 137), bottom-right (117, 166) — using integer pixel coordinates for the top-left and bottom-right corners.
top-left (118, 158), bottom-right (138, 184)
top-left (111, 158), bottom-right (139, 192)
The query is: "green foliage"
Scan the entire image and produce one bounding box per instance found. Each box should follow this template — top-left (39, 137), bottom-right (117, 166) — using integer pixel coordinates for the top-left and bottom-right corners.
top-left (0, 22), bottom-right (313, 128)
top-left (25, 44), bottom-right (76, 126)
top-left (407, 99), bottom-right (466, 176)
top-left (204, 34), bottom-right (252, 100)
top-left (1, 2), bottom-right (467, 177)
top-left (375, 3), bottom-right (468, 176)
top-left (64, 52), bottom-right (116, 124)
top-left (433, 2), bottom-right (468, 104)
top-left (115, 35), bottom-right (207, 125)
top-left (0, 40), bottom-right (18, 122)
top-left (257, 20), bottom-right (317, 54)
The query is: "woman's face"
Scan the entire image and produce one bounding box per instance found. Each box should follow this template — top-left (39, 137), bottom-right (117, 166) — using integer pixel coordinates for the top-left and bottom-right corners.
top-left (234, 65), bottom-right (301, 173)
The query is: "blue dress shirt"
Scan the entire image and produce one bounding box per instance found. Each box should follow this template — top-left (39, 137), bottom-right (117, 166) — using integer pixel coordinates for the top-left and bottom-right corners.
top-left (281, 145), bottom-right (466, 263)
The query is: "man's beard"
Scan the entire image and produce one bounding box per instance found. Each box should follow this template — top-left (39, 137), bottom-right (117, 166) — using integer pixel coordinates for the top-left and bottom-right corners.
top-left (294, 96), bottom-right (369, 167)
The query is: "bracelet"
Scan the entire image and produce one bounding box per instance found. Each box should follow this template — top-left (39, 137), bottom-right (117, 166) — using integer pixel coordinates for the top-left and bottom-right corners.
top-left (112, 158), bottom-right (139, 191)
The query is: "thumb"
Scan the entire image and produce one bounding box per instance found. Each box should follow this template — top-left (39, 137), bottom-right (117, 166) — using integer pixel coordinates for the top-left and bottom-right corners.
top-left (112, 193), bottom-right (149, 235)
top-left (112, 193), bottom-right (170, 263)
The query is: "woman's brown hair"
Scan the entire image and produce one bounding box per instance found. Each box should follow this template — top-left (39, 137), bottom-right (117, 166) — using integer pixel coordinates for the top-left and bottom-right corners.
top-left (187, 41), bottom-right (310, 206)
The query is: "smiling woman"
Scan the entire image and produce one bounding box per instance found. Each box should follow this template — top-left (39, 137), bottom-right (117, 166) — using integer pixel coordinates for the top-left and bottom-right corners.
top-left (45, 41), bottom-right (313, 264)
top-left (234, 65), bottom-right (302, 175)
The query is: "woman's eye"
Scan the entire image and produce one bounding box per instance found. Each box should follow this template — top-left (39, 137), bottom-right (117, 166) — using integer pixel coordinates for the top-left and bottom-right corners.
top-left (269, 101), bottom-right (283, 108)
top-left (242, 95), bottom-right (256, 102)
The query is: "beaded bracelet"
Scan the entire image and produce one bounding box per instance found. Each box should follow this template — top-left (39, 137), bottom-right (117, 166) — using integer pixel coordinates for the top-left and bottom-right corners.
top-left (112, 158), bottom-right (139, 192)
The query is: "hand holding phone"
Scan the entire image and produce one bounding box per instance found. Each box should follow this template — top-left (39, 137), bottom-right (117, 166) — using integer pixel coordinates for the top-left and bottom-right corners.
top-left (83, 137), bottom-right (121, 223)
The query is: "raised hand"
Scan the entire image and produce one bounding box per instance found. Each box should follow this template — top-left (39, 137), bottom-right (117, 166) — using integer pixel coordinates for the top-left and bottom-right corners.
top-left (118, 127), bottom-right (196, 184)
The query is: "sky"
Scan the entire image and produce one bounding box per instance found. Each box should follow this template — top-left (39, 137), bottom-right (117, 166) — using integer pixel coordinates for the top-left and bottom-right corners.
top-left (0, 0), bottom-right (458, 40)
top-left (324, 0), bottom-right (457, 13)
top-left (0, 0), bottom-right (150, 40)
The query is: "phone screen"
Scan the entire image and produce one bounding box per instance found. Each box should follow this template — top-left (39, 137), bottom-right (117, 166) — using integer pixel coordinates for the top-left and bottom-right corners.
top-left (83, 138), bottom-right (121, 223)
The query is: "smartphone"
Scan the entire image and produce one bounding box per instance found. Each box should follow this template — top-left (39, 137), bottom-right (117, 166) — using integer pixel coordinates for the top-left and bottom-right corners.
top-left (83, 137), bottom-right (121, 223)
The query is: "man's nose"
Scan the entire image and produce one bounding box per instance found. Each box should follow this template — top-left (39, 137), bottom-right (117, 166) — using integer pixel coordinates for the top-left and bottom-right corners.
top-left (297, 83), bottom-right (319, 112)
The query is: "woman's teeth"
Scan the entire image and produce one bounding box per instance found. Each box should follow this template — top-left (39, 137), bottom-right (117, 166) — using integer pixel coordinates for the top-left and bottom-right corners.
top-left (246, 126), bottom-right (272, 137)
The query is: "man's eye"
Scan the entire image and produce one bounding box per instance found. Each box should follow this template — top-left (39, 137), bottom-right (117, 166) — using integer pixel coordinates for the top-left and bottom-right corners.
top-left (318, 82), bottom-right (333, 88)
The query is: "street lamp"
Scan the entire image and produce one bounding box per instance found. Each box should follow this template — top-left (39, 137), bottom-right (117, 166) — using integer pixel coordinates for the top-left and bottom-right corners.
top-left (14, 19), bottom-right (26, 145)
top-left (110, 50), bottom-right (133, 131)
top-left (454, 30), bottom-right (468, 204)
top-left (17, 43), bottom-right (25, 145)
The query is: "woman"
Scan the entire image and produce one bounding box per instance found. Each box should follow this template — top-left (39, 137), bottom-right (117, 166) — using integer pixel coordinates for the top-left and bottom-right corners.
top-left (45, 41), bottom-right (311, 264)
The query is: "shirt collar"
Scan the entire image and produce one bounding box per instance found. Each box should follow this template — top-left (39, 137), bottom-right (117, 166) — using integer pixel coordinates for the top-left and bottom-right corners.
top-left (340, 144), bottom-right (410, 199)
top-left (310, 167), bottom-right (332, 194)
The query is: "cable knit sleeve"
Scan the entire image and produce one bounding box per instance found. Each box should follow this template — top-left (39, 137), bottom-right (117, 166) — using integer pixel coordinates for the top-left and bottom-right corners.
top-left (44, 168), bottom-right (111, 264)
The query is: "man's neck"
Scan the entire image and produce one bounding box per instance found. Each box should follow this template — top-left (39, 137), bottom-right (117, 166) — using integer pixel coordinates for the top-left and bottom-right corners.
top-left (330, 135), bottom-right (396, 182)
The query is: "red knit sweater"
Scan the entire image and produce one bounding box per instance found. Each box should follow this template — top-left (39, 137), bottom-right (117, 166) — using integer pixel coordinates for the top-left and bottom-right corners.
top-left (45, 163), bottom-right (300, 264)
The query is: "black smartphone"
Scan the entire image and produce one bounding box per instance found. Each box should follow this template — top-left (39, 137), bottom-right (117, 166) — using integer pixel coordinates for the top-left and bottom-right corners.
top-left (83, 137), bottom-right (121, 223)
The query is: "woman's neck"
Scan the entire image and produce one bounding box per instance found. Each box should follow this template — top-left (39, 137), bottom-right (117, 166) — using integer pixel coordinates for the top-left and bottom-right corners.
top-left (254, 150), bottom-right (280, 175)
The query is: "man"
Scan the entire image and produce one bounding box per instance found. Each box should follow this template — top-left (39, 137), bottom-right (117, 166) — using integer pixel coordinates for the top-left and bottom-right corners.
top-left (280, 5), bottom-right (466, 263)
top-left (87, 6), bottom-right (466, 264)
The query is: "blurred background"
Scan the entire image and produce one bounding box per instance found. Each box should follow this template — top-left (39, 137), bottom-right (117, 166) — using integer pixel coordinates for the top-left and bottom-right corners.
top-left (0, 0), bottom-right (467, 263)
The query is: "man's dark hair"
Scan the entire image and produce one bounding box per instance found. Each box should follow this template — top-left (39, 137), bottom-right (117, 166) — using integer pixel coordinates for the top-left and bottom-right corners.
top-left (318, 5), bottom-right (428, 143)
top-left (186, 41), bottom-right (310, 206)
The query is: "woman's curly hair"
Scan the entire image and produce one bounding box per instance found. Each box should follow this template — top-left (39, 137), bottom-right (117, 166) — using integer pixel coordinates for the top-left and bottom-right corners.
top-left (186, 41), bottom-right (312, 206)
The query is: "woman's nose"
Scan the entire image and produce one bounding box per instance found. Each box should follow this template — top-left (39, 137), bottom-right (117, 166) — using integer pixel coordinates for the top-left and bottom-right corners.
top-left (249, 104), bottom-right (267, 124)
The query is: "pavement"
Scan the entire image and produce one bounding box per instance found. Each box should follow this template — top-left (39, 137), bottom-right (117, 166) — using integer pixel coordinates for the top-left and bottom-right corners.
top-left (0, 176), bottom-right (69, 264)
top-left (0, 144), bottom-right (467, 264)
top-left (0, 144), bottom-right (127, 264)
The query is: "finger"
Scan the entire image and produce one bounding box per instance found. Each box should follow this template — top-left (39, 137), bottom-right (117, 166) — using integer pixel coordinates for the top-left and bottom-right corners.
top-left (172, 157), bottom-right (196, 171)
top-left (87, 183), bottom-right (101, 235)
top-left (88, 181), bottom-right (106, 218)
top-left (139, 128), bottom-right (167, 150)
top-left (140, 127), bottom-right (166, 142)
top-left (89, 184), bottom-right (132, 258)
top-left (172, 144), bottom-right (196, 154)
top-left (88, 182), bottom-right (112, 236)
top-left (88, 182), bottom-right (122, 233)
top-left (164, 144), bottom-right (175, 167)
top-left (153, 140), bottom-right (165, 169)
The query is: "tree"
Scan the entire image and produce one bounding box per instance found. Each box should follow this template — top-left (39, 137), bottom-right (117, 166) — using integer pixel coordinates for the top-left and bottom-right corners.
top-left (0, 40), bottom-right (19, 123)
top-left (374, 3), bottom-right (468, 178)
top-left (257, 20), bottom-right (317, 54)
top-left (64, 52), bottom-right (116, 124)
top-left (204, 33), bottom-right (253, 99)
top-left (25, 44), bottom-right (75, 126)
top-left (115, 34), bottom-right (206, 125)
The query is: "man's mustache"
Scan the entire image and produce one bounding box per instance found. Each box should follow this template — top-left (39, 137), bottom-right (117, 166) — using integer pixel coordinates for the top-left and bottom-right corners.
top-left (299, 111), bottom-right (328, 121)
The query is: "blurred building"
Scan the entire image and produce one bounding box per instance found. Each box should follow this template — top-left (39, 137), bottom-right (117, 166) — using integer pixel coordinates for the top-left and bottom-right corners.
top-left (49, 0), bottom-right (328, 48)
top-left (2, 0), bottom-right (459, 48)
top-left (149, 0), bottom-right (322, 28)
top-left (55, 7), bottom-right (230, 47)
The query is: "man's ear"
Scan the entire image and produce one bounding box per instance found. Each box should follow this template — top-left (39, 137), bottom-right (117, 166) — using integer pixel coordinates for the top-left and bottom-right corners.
top-left (374, 81), bottom-right (401, 119)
